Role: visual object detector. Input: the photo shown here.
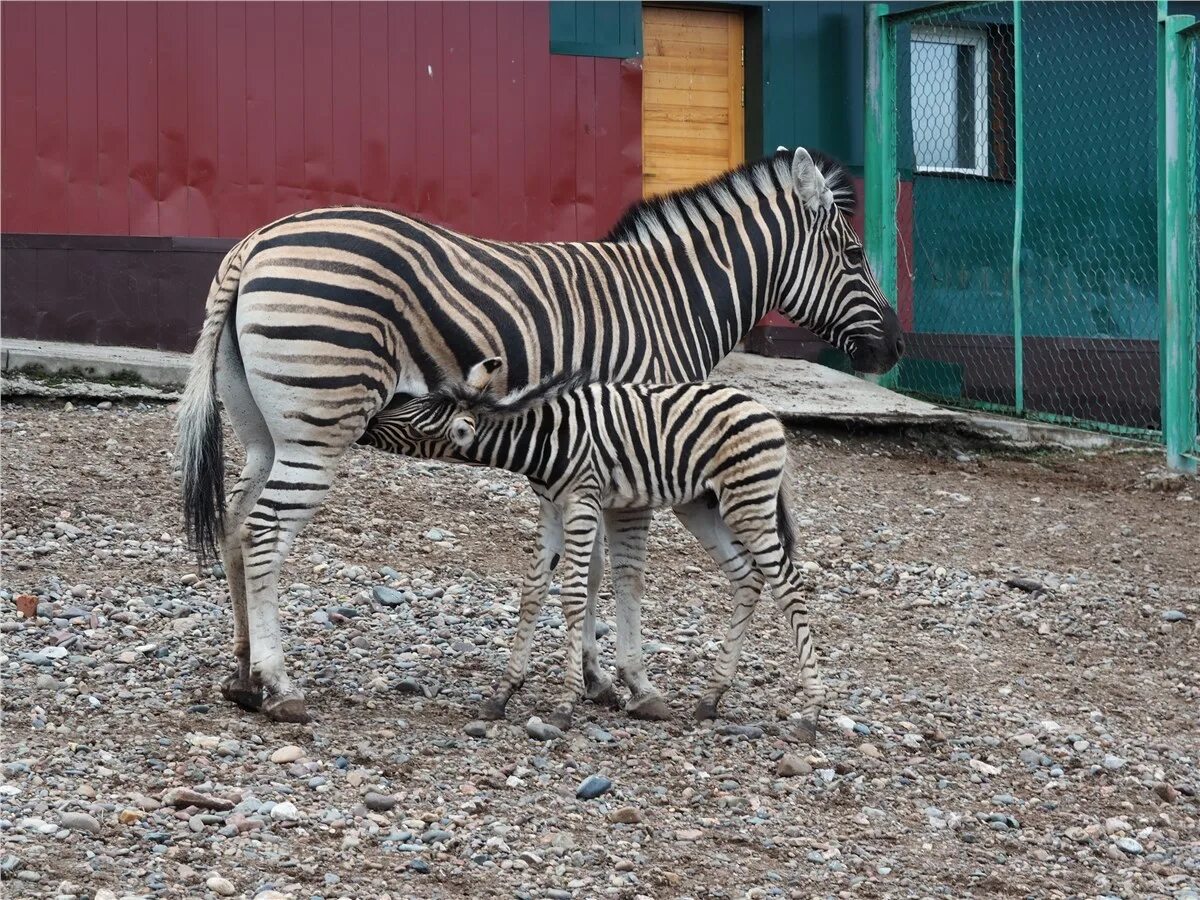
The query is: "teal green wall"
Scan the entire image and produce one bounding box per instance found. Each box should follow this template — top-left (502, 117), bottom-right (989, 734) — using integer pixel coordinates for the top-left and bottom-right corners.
top-left (549, 2), bottom-right (642, 58)
top-left (908, 2), bottom-right (1159, 340)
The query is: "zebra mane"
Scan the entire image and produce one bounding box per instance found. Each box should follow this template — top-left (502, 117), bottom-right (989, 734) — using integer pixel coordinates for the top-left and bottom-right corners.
top-left (431, 369), bottom-right (594, 418)
top-left (604, 148), bottom-right (856, 243)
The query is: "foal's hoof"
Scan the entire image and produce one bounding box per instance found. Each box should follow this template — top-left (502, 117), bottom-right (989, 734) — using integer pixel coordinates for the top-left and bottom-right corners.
top-left (627, 694), bottom-right (672, 721)
top-left (792, 719), bottom-right (818, 745)
top-left (693, 698), bottom-right (720, 722)
top-left (479, 696), bottom-right (509, 721)
top-left (263, 694), bottom-right (312, 724)
top-left (587, 682), bottom-right (623, 711)
top-left (221, 676), bottom-right (263, 712)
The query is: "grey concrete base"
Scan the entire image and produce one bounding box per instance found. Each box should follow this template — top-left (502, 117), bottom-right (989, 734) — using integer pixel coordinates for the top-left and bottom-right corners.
top-left (3, 337), bottom-right (1136, 453)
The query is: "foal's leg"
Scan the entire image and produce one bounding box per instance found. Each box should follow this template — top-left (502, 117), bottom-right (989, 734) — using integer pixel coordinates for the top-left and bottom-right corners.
top-left (721, 491), bottom-right (824, 742)
top-left (581, 519), bottom-right (620, 709)
top-left (606, 509), bottom-right (672, 721)
top-left (480, 499), bottom-right (562, 719)
top-left (546, 497), bottom-right (602, 731)
top-left (674, 499), bottom-right (766, 721)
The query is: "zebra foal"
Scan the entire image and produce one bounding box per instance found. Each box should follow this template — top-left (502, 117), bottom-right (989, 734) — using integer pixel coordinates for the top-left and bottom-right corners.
top-left (360, 359), bottom-right (824, 737)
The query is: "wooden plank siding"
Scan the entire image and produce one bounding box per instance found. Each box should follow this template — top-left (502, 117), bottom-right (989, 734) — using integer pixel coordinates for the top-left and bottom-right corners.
top-left (642, 6), bottom-right (744, 198)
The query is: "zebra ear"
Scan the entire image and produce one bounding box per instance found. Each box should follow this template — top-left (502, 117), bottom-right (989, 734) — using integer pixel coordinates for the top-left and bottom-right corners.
top-left (791, 147), bottom-right (834, 213)
top-left (466, 357), bottom-right (503, 392)
top-left (447, 415), bottom-right (477, 449)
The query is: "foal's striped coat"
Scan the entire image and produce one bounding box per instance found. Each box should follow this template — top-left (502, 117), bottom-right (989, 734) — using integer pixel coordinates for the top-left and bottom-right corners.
top-left (361, 360), bottom-right (824, 736)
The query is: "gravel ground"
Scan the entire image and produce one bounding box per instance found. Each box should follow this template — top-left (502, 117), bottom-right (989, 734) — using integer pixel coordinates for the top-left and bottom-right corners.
top-left (1, 399), bottom-right (1197, 900)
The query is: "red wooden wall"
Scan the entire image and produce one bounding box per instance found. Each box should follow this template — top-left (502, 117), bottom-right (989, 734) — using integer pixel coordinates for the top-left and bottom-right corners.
top-left (0, 1), bottom-right (643, 242)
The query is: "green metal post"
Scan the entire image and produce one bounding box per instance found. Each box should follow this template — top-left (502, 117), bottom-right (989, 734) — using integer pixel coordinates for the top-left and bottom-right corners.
top-left (864, 3), bottom-right (898, 389)
top-left (1159, 14), bottom-right (1199, 473)
top-left (1010, 0), bottom-right (1025, 414)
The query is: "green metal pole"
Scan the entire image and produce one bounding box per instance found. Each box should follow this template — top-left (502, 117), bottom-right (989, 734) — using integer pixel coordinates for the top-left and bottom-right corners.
top-left (1159, 14), bottom-right (1199, 473)
top-left (1011, 0), bottom-right (1025, 414)
top-left (864, 3), bottom-right (898, 389)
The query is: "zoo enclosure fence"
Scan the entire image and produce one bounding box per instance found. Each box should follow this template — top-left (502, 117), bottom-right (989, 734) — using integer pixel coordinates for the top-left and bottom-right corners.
top-left (864, 0), bottom-right (1199, 472)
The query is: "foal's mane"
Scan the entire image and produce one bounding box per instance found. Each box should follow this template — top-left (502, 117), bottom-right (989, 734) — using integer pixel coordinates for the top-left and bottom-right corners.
top-left (604, 148), bottom-right (856, 244)
top-left (431, 370), bottom-right (594, 418)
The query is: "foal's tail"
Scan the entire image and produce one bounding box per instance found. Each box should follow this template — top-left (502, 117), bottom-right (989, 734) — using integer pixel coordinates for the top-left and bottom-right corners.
top-left (776, 491), bottom-right (797, 560)
top-left (176, 236), bottom-right (252, 562)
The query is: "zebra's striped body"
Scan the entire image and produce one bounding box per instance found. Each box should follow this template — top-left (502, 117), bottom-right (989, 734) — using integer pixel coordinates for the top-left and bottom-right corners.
top-left (362, 360), bottom-right (824, 734)
top-left (177, 148), bottom-right (901, 723)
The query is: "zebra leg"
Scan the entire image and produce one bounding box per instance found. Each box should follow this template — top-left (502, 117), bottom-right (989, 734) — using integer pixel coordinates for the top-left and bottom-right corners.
top-left (481, 500), bottom-right (561, 720)
top-left (607, 510), bottom-right (672, 721)
top-left (214, 325), bottom-right (273, 712)
top-left (545, 498), bottom-right (602, 731)
top-left (674, 499), bottom-right (765, 722)
top-left (723, 496), bottom-right (825, 743)
top-left (581, 523), bottom-right (620, 710)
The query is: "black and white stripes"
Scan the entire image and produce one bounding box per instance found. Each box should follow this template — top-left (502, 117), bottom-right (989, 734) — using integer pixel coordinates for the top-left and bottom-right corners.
top-left (176, 147), bottom-right (900, 723)
top-left (361, 360), bottom-right (825, 735)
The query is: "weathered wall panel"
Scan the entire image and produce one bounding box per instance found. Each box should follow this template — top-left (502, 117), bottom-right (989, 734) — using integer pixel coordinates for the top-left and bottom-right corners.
top-left (0, 1), bottom-right (642, 243)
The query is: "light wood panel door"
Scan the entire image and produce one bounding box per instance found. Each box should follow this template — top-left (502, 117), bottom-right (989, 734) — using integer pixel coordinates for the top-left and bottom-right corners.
top-left (642, 5), bottom-right (745, 198)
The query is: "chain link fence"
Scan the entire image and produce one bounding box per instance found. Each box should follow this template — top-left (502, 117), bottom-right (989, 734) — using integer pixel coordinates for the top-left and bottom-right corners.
top-left (867, 1), bottom-right (1198, 464)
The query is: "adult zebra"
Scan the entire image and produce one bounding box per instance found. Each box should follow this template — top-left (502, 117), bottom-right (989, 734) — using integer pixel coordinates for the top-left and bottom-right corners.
top-left (178, 147), bottom-right (903, 723)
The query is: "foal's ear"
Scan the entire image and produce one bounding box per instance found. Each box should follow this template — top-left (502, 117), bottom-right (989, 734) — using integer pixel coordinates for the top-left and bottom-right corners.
top-left (447, 415), bottom-right (477, 449)
top-left (466, 357), bottom-right (503, 392)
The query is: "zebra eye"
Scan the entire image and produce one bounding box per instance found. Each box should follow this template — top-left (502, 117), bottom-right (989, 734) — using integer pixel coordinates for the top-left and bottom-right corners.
top-left (845, 245), bottom-right (864, 265)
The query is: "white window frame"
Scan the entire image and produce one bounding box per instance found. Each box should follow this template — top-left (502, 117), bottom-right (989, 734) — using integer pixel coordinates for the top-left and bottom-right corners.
top-left (910, 25), bottom-right (990, 177)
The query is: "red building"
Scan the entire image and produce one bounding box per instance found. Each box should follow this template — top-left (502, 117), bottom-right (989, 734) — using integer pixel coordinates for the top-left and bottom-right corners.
top-left (1, 1), bottom-right (876, 354)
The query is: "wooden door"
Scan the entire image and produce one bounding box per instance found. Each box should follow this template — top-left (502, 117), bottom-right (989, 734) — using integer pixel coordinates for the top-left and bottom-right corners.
top-left (642, 6), bottom-right (745, 198)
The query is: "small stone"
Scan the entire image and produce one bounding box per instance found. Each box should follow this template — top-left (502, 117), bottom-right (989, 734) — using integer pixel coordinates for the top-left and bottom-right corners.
top-left (59, 811), bottom-right (101, 835)
top-left (424, 528), bottom-right (446, 542)
top-left (1153, 782), bottom-right (1179, 804)
top-left (206, 875), bottom-right (236, 896)
top-left (14, 594), bottom-right (39, 618)
top-left (269, 801), bottom-right (299, 821)
top-left (0, 855), bottom-right (21, 875)
top-left (270, 745), bottom-right (304, 764)
top-left (161, 787), bottom-right (234, 812)
top-left (1115, 837), bottom-right (1144, 855)
top-left (1102, 754), bottom-right (1126, 771)
top-left (576, 775), bottom-right (613, 800)
top-left (675, 828), bottom-right (704, 841)
top-left (526, 716), bottom-right (563, 741)
top-left (1161, 609), bottom-right (1187, 622)
top-left (717, 724), bottom-right (763, 740)
top-left (372, 586), bottom-right (408, 607)
top-left (776, 755), bottom-right (812, 777)
top-left (859, 743), bottom-right (882, 759)
top-left (463, 720), bottom-right (489, 738)
top-left (180, 573), bottom-right (199, 586)
top-left (364, 792), bottom-right (396, 812)
top-left (1013, 733), bottom-right (1037, 747)
top-left (118, 808), bottom-right (145, 825)
top-left (409, 858), bottom-right (431, 874)
top-left (832, 715), bottom-right (857, 733)
top-left (608, 806), bottom-right (643, 825)
top-left (1006, 576), bottom-right (1045, 593)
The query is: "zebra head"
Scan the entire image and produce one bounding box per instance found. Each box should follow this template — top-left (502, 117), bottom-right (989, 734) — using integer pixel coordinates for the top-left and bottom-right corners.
top-left (774, 147), bottom-right (904, 375)
top-left (365, 358), bottom-right (498, 452)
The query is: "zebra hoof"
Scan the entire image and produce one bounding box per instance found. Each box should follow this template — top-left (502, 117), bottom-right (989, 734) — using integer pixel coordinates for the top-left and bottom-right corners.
top-left (792, 719), bottom-right (818, 744)
top-left (627, 694), bottom-right (672, 721)
top-left (221, 676), bottom-right (263, 712)
top-left (263, 694), bottom-right (312, 724)
top-left (587, 682), bottom-right (622, 710)
top-left (479, 696), bottom-right (509, 721)
top-left (693, 698), bottom-right (720, 722)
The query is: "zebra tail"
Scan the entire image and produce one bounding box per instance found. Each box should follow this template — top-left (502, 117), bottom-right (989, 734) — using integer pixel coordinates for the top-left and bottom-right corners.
top-left (776, 491), bottom-right (797, 561)
top-left (176, 237), bottom-right (249, 562)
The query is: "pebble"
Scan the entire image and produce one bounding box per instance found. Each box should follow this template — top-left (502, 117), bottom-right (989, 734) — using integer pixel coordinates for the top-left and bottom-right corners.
top-left (463, 720), bottom-right (489, 738)
top-left (1116, 837), bottom-right (1144, 855)
top-left (269, 802), bottom-right (299, 822)
top-left (206, 874), bottom-right (236, 896)
top-left (1161, 609), bottom-right (1187, 621)
top-left (161, 787), bottom-right (234, 811)
top-left (58, 811), bottom-right (100, 835)
top-left (717, 723), bottom-right (763, 740)
top-left (609, 806), bottom-right (644, 824)
top-left (576, 774), bottom-right (613, 800)
top-left (1102, 754), bottom-right (1127, 771)
top-left (526, 716), bottom-right (563, 741)
top-left (270, 745), bottom-right (304, 764)
top-left (364, 792), bottom-right (396, 812)
top-left (372, 586), bottom-right (408, 607)
top-left (409, 859), bottom-right (431, 874)
top-left (675, 829), bottom-right (704, 841)
top-left (776, 755), bottom-right (812, 777)
top-left (859, 743), bottom-right (882, 759)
